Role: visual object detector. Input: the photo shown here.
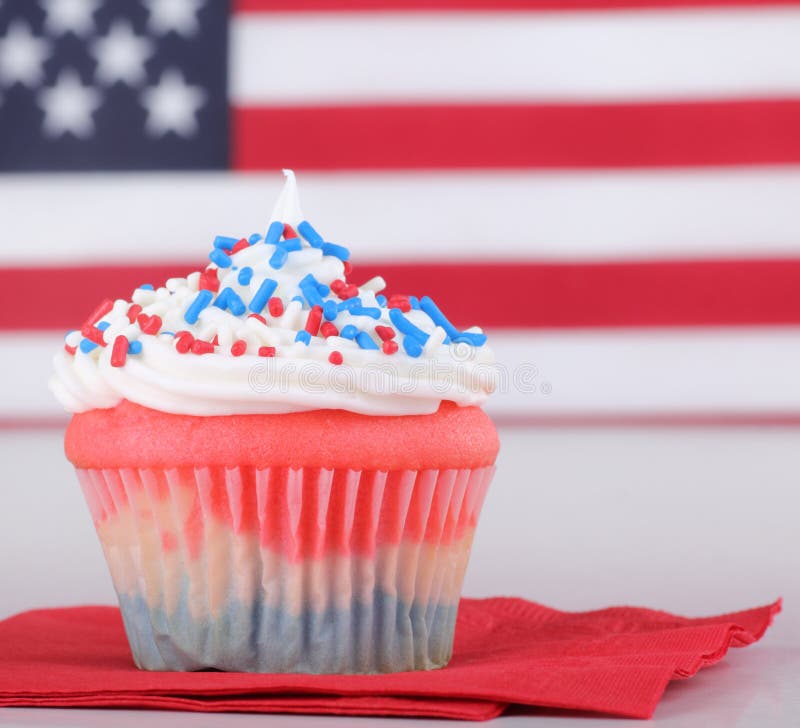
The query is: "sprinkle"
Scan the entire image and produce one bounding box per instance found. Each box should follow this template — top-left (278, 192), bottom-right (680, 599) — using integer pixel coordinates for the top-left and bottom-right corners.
top-left (339, 284), bottom-right (358, 300)
top-left (230, 238), bottom-right (249, 254)
top-left (299, 274), bottom-right (324, 307)
top-left (211, 335), bottom-right (219, 346)
top-left (305, 305), bottom-right (323, 335)
top-left (192, 339), bottom-right (215, 354)
top-left (267, 296), bottom-right (284, 317)
top-left (64, 343), bottom-right (77, 355)
top-left (137, 314), bottom-right (162, 335)
top-left (402, 336), bottom-right (423, 358)
top-left (127, 340), bottom-right (143, 355)
top-left (110, 335), bottom-right (129, 367)
top-left (199, 268), bottom-right (220, 292)
top-left (389, 308), bottom-right (429, 344)
top-left (238, 266), bottom-right (254, 285)
top-left (259, 346), bottom-right (276, 357)
top-left (184, 289), bottom-right (213, 324)
top-left (409, 296), bottom-right (420, 310)
top-left (248, 313), bottom-right (267, 325)
top-left (139, 283), bottom-right (154, 290)
top-left (328, 351), bottom-right (343, 365)
top-left (452, 331), bottom-right (488, 346)
top-left (248, 233), bottom-right (262, 244)
top-left (321, 242), bottom-right (350, 260)
top-left (382, 340), bottom-right (399, 355)
top-left (283, 223), bottom-right (298, 240)
top-left (339, 324), bottom-right (358, 340)
top-left (213, 235), bottom-right (237, 250)
top-left (356, 331), bottom-right (379, 350)
top-left (291, 295), bottom-right (306, 307)
top-left (231, 339), bottom-right (247, 356)
top-left (388, 295), bottom-right (411, 313)
top-left (126, 303), bottom-right (142, 323)
top-left (323, 300), bottom-right (338, 321)
top-left (295, 330), bottom-right (311, 345)
top-left (209, 248), bottom-right (232, 268)
top-left (349, 306), bottom-right (381, 319)
top-left (82, 298), bottom-right (113, 329)
top-left (330, 279), bottom-right (345, 294)
top-left (81, 323), bottom-right (107, 346)
top-left (249, 278), bottom-right (278, 313)
top-left (225, 288), bottom-right (246, 316)
top-left (375, 325), bottom-right (395, 341)
top-left (360, 276), bottom-right (385, 293)
top-left (269, 246), bottom-right (288, 269)
top-left (320, 321), bottom-right (339, 338)
top-left (316, 281), bottom-right (330, 297)
top-left (343, 261), bottom-right (353, 276)
top-left (79, 338), bottom-right (98, 353)
top-left (376, 294), bottom-right (387, 307)
top-left (298, 220), bottom-right (323, 247)
top-left (174, 331), bottom-right (194, 353)
top-left (283, 237), bottom-right (302, 252)
top-left (418, 296), bottom-right (459, 339)
top-left (337, 297), bottom-right (362, 312)
top-left (265, 220), bottom-right (283, 247)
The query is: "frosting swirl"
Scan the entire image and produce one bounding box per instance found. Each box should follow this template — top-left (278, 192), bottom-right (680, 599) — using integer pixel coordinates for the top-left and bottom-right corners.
top-left (50, 170), bottom-right (498, 416)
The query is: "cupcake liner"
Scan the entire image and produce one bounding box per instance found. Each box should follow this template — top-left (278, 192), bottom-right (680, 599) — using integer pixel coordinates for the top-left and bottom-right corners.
top-left (77, 463), bottom-right (494, 673)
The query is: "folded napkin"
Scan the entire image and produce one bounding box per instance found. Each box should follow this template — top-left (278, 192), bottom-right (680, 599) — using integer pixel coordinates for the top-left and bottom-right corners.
top-left (0, 597), bottom-right (779, 720)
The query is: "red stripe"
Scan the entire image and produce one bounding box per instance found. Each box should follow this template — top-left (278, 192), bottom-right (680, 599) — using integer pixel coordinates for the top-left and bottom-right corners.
top-left (235, 0), bottom-right (800, 12)
top-left (4, 260), bottom-right (800, 331)
top-left (233, 101), bottom-right (800, 171)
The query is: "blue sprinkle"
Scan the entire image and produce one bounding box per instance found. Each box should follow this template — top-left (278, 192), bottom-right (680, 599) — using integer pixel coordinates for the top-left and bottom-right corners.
top-left (402, 336), bottom-right (423, 357)
top-left (269, 246), bottom-right (288, 269)
top-left (356, 331), bottom-right (380, 350)
top-left (298, 220), bottom-right (324, 247)
top-left (376, 294), bottom-right (387, 307)
top-left (184, 289), bottom-right (214, 324)
top-left (238, 266), bottom-right (254, 285)
top-left (409, 295), bottom-right (420, 310)
top-left (291, 295), bottom-right (306, 308)
top-left (248, 233), bottom-right (262, 244)
top-left (299, 274), bottom-right (324, 307)
top-left (139, 283), bottom-right (154, 290)
top-left (96, 321), bottom-right (111, 331)
top-left (265, 220), bottom-right (283, 247)
top-left (389, 308), bottom-right (429, 343)
top-left (350, 306), bottom-right (381, 319)
top-left (321, 242), bottom-right (350, 261)
top-left (248, 278), bottom-right (278, 313)
top-left (419, 296), bottom-right (460, 339)
top-left (283, 237), bottom-right (303, 252)
top-left (453, 332), bottom-right (488, 346)
top-left (337, 297), bottom-right (362, 312)
top-left (295, 330), bottom-right (312, 345)
top-left (323, 300), bottom-right (338, 321)
top-left (162, 331), bottom-right (175, 336)
top-left (339, 325), bottom-right (358, 340)
top-left (209, 248), bottom-right (232, 268)
top-left (213, 288), bottom-right (230, 310)
top-left (79, 338), bottom-right (98, 353)
top-left (213, 235), bottom-right (237, 250)
top-left (316, 282), bottom-right (330, 297)
top-left (128, 340), bottom-right (143, 355)
top-left (225, 289), bottom-right (246, 316)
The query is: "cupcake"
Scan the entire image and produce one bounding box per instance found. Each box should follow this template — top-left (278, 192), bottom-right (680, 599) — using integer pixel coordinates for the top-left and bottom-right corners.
top-left (50, 170), bottom-right (499, 674)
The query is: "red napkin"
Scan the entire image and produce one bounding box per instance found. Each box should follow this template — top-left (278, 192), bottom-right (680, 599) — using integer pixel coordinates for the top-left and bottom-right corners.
top-left (0, 597), bottom-right (779, 721)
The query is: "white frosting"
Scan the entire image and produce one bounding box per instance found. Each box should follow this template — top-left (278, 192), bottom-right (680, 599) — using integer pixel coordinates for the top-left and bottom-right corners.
top-left (50, 170), bottom-right (498, 416)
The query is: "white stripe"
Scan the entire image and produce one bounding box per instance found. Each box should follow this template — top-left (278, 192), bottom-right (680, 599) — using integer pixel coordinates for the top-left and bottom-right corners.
top-left (3, 168), bottom-right (800, 264)
top-left (8, 328), bottom-right (800, 419)
top-left (232, 9), bottom-right (800, 104)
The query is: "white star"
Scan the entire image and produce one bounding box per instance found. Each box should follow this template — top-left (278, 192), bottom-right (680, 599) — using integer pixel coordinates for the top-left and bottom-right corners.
top-left (41, 0), bottom-right (100, 37)
top-left (91, 21), bottom-right (153, 86)
top-left (143, 0), bottom-right (204, 37)
top-left (38, 70), bottom-right (102, 138)
top-left (141, 69), bottom-right (206, 138)
top-left (0, 21), bottom-right (51, 88)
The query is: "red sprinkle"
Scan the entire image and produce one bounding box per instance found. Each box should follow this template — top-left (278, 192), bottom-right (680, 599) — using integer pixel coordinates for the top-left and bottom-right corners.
top-left (258, 346), bottom-right (276, 357)
top-left (375, 325), bottom-right (395, 341)
top-left (174, 331), bottom-right (194, 354)
top-left (199, 267), bottom-right (220, 293)
top-left (230, 238), bottom-right (249, 254)
top-left (330, 279), bottom-right (345, 294)
top-left (343, 261), bottom-right (353, 276)
top-left (339, 284), bottom-right (359, 300)
top-left (388, 295), bottom-right (412, 313)
top-left (82, 298), bottom-right (113, 329)
top-left (80, 324), bottom-right (106, 346)
top-left (211, 334), bottom-right (219, 346)
top-left (268, 297), bottom-right (284, 317)
top-left (137, 314), bottom-right (162, 335)
top-left (64, 343), bottom-right (77, 355)
top-left (110, 335), bottom-right (129, 367)
top-left (320, 321), bottom-right (339, 338)
top-left (283, 223), bottom-right (297, 240)
top-left (328, 351), bottom-right (343, 365)
top-left (248, 313), bottom-right (267, 325)
top-left (126, 303), bottom-right (142, 323)
top-left (192, 340), bottom-right (215, 355)
top-left (382, 340), bottom-right (399, 355)
top-left (305, 305), bottom-right (323, 335)
top-left (231, 340), bottom-right (247, 356)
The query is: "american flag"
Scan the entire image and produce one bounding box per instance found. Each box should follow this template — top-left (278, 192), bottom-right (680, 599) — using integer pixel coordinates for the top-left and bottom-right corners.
top-left (1, 0), bottom-right (799, 425)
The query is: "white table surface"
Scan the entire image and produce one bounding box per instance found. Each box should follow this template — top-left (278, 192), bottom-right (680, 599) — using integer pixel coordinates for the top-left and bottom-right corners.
top-left (1, 424), bottom-right (798, 726)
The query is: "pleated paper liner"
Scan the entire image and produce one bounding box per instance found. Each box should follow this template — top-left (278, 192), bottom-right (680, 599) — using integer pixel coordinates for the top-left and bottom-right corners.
top-left (77, 464), bottom-right (494, 673)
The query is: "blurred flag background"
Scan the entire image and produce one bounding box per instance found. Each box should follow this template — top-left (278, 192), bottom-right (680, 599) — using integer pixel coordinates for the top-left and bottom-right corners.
top-left (1, 0), bottom-right (799, 423)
